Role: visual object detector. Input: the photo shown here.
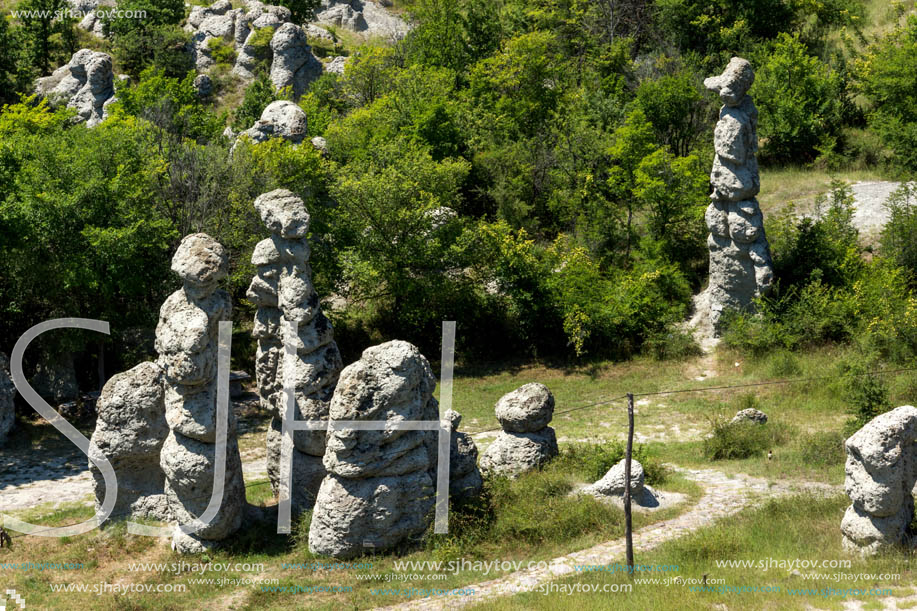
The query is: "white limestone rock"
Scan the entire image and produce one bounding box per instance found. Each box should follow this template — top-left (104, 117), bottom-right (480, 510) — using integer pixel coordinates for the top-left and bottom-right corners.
top-left (494, 382), bottom-right (554, 433)
top-left (0, 353), bottom-right (14, 447)
top-left (309, 340), bottom-right (439, 557)
top-left (35, 49), bottom-right (115, 127)
top-left (842, 405), bottom-right (917, 554)
top-left (586, 458), bottom-right (645, 497)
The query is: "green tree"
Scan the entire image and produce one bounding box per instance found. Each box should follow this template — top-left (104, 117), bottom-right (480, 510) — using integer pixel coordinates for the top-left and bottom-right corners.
top-left (635, 67), bottom-right (709, 157)
top-left (856, 14), bottom-right (917, 171)
top-left (753, 32), bottom-right (843, 163)
top-left (16, 0), bottom-right (73, 75)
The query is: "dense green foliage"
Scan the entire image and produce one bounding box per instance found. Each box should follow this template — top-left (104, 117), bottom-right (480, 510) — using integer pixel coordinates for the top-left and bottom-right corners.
top-left (3, 0), bottom-right (917, 377)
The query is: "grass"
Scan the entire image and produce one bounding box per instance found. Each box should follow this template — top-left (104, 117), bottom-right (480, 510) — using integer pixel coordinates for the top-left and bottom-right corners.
top-left (6, 342), bottom-right (917, 607)
top-left (0, 453), bottom-right (699, 609)
top-left (478, 493), bottom-right (917, 610)
top-left (758, 165), bottom-right (891, 219)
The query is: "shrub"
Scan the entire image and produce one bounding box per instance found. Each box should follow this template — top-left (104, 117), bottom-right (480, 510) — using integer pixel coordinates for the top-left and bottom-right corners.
top-left (880, 182), bottom-right (917, 285)
top-left (841, 361), bottom-right (891, 435)
top-left (766, 350), bottom-right (802, 378)
top-left (554, 441), bottom-right (669, 485)
top-left (798, 431), bottom-right (846, 466)
top-left (703, 418), bottom-right (792, 460)
top-left (207, 37), bottom-right (237, 65)
top-left (753, 32), bottom-right (844, 163)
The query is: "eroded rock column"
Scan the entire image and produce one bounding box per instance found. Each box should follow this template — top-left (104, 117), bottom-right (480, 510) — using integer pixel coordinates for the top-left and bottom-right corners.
top-left (478, 382), bottom-right (558, 478)
top-left (692, 57), bottom-right (774, 339)
top-left (308, 340), bottom-right (439, 558)
top-left (157, 233), bottom-right (246, 553)
top-left (247, 189), bottom-right (343, 514)
top-left (842, 405), bottom-right (917, 554)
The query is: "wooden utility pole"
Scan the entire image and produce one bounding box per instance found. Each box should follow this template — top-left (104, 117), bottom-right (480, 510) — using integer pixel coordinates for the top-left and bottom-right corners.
top-left (624, 392), bottom-right (635, 574)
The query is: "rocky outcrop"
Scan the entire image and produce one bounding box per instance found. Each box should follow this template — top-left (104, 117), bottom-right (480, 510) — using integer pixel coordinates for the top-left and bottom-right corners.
top-left (316, 0), bottom-right (408, 40)
top-left (89, 362), bottom-right (170, 521)
top-left (731, 408), bottom-right (768, 425)
top-left (185, 0), bottom-right (321, 98)
top-left (270, 23), bottom-right (323, 99)
top-left (842, 406), bottom-right (917, 555)
top-left (34, 49), bottom-right (115, 128)
top-left (479, 383), bottom-right (558, 477)
top-left (324, 55), bottom-right (348, 75)
top-left (588, 458), bottom-right (644, 497)
top-left (89, 234), bottom-right (245, 546)
top-left (0, 353), bottom-right (15, 448)
top-left (236, 100), bottom-right (308, 147)
top-left (690, 57), bottom-right (774, 341)
top-left (156, 233), bottom-right (245, 553)
top-left (308, 340), bottom-right (438, 558)
top-left (445, 409), bottom-right (483, 501)
top-left (247, 189), bottom-right (343, 514)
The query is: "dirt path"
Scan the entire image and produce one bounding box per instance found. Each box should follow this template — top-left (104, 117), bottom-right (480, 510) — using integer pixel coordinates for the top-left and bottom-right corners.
top-left (377, 468), bottom-right (840, 611)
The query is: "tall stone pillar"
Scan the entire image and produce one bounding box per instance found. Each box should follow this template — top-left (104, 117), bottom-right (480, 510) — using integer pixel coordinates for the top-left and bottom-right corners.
top-left (692, 57), bottom-right (774, 340)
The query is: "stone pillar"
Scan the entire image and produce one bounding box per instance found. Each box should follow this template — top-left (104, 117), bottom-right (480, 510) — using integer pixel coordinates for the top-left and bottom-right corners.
top-left (842, 405), bottom-right (917, 554)
top-left (247, 189), bottom-right (343, 514)
top-left (308, 340), bottom-right (439, 558)
top-left (479, 382), bottom-right (558, 478)
top-left (692, 57), bottom-right (774, 339)
top-left (156, 233), bottom-right (246, 553)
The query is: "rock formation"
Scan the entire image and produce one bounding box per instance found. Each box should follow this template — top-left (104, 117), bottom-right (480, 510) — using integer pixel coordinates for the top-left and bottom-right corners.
top-left (842, 405), bottom-right (917, 555)
top-left (315, 0), bottom-right (409, 40)
top-left (34, 49), bottom-right (116, 127)
top-left (588, 458), bottom-right (644, 497)
top-left (584, 458), bottom-right (662, 508)
top-left (247, 189), bottom-right (343, 514)
top-left (156, 233), bottom-right (246, 553)
top-left (690, 57), bottom-right (774, 341)
top-left (89, 234), bottom-right (245, 550)
top-left (185, 0), bottom-right (322, 98)
top-left (308, 340), bottom-right (438, 558)
top-left (731, 408), bottom-right (768, 425)
top-left (89, 362), bottom-right (171, 521)
top-left (445, 409), bottom-right (483, 502)
top-left (270, 23), bottom-right (323, 99)
top-left (479, 383), bottom-right (558, 477)
top-left (235, 100), bottom-right (308, 148)
top-left (0, 353), bottom-right (15, 448)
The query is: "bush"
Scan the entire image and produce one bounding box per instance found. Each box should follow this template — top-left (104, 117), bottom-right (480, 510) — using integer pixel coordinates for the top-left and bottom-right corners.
top-left (880, 182), bottom-right (917, 285)
top-left (206, 37), bottom-right (237, 65)
top-left (553, 441), bottom-right (669, 485)
top-left (797, 431), bottom-right (846, 466)
top-left (753, 32), bottom-right (844, 163)
top-left (841, 361), bottom-right (891, 435)
top-left (703, 418), bottom-right (792, 460)
top-left (856, 14), bottom-right (917, 171)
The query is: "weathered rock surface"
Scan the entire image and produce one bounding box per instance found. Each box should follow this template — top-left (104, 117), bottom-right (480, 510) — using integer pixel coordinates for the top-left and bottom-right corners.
top-left (842, 405), bottom-right (917, 554)
top-left (479, 429), bottom-right (558, 478)
top-left (309, 340), bottom-right (438, 558)
top-left (236, 100), bottom-right (308, 147)
top-left (587, 458), bottom-right (645, 497)
top-left (316, 0), bottom-right (408, 40)
top-left (248, 189), bottom-right (343, 514)
top-left (731, 408), bottom-right (768, 425)
top-left (479, 384), bottom-right (559, 478)
top-left (89, 361), bottom-right (170, 521)
top-left (445, 409), bottom-right (483, 501)
top-left (156, 233), bottom-right (245, 552)
top-left (35, 49), bottom-right (115, 127)
top-left (0, 353), bottom-right (16, 448)
top-left (495, 382), bottom-right (554, 433)
top-left (690, 57), bottom-right (774, 342)
top-left (270, 23), bottom-right (323, 100)
top-left (185, 0), bottom-right (322, 98)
